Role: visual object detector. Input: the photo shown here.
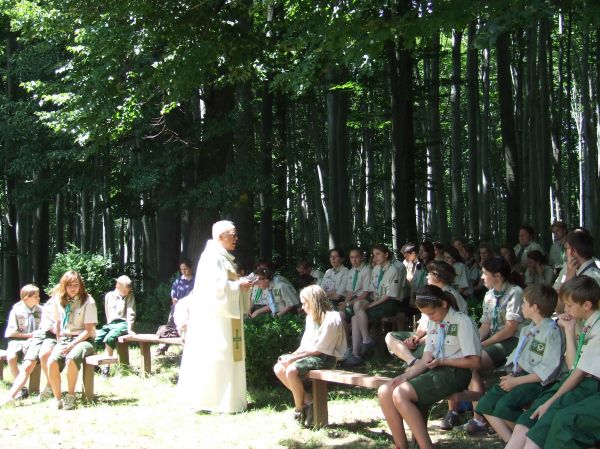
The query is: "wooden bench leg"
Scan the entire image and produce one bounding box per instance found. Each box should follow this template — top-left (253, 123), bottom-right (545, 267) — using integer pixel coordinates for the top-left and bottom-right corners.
top-left (139, 342), bottom-right (151, 374)
top-left (312, 378), bottom-right (329, 427)
top-left (28, 363), bottom-right (41, 394)
top-left (82, 363), bottom-right (94, 401)
top-left (117, 341), bottom-right (130, 366)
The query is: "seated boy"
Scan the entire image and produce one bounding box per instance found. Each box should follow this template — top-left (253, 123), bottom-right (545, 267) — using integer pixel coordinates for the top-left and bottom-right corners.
top-left (505, 276), bottom-right (600, 449)
top-left (95, 275), bottom-right (136, 375)
top-left (2, 285), bottom-right (43, 400)
top-left (543, 392), bottom-right (600, 449)
top-left (476, 284), bottom-right (564, 443)
top-left (249, 267), bottom-right (299, 318)
top-left (1, 295), bottom-right (58, 407)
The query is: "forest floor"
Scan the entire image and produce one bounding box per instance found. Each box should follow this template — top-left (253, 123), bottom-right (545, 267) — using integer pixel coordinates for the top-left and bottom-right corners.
top-left (0, 349), bottom-right (503, 449)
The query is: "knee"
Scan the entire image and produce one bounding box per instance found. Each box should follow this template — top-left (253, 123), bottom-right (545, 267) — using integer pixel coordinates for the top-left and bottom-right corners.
top-left (384, 332), bottom-right (394, 347)
top-left (285, 365), bottom-right (299, 378)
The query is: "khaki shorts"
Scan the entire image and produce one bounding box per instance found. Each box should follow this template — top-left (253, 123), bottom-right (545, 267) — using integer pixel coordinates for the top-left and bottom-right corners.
top-left (50, 336), bottom-right (95, 369)
top-left (23, 331), bottom-right (57, 362)
top-left (6, 339), bottom-right (31, 359)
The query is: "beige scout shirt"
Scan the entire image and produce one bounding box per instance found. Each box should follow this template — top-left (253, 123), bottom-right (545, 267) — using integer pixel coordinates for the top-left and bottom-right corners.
top-left (452, 261), bottom-right (470, 290)
top-left (525, 265), bottom-right (555, 286)
top-left (424, 307), bottom-right (482, 360)
top-left (553, 259), bottom-right (600, 290)
top-left (345, 264), bottom-right (372, 297)
top-left (104, 289), bottom-right (136, 327)
top-left (576, 310), bottom-right (600, 378)
top-left (514, 241), bottom-right (544, 265)
top-left (4, 301), bottom-right (43, 338)
top-left (320, 266), bottom-right (350, 297)
top-left (505, 318), bottom-right (564, 385)
top-left (480, 283), bottom-right (525, 338)
top-left (55, 295), bottom-right (98, 337)
top-left (442, 285), bottom-right (468, 314)
top-left (250, 285), bottom-right (268, 306)
top-left (548, 240), bottom-right (566, 271)
top-left (299, 311), bottom-right (347, 358)
top-left (370, 262), bottom-right (401, 301)
top-left (268, 276), bottom-right (300, 310)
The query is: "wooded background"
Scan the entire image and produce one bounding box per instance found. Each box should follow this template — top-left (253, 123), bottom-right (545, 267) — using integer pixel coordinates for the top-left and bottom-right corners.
top-left (1, 0), bottom-right (599, 306)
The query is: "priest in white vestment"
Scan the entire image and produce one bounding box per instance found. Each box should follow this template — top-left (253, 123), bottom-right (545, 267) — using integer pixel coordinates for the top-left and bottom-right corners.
top-left (177, 220), bottom-right (251, 413)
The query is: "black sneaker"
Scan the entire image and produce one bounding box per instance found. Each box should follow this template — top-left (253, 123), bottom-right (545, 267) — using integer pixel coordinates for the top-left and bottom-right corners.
top-left (341, 355), bottom-right (364, 368)
top-left (440, 411), bottom-right (460, 431)
top-left (15, 387), bottom-right (29, 400)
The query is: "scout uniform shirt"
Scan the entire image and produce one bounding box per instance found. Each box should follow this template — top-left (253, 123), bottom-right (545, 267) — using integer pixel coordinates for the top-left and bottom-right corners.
top-left (452, 261), bottom-right (470, 291)
top-left (299, 310), bottom-right (347, 358)
top-left (370, 262), bottom-right (400, 301)
top-left (250, 285), bottom-right (269, 307)
top-left (267, 275), bottom-right (300, 312)
top-left (320, 266), bottom-right (349, 297)
top-left (4, 301), bottom-right (43, 338)
top-left (514, 241), bottom-right (544, 265)
top-left (345, 263), bottom-right (372, 297)
top-left (54, 295), bottom-right (98, 337)
top-left (574, 310), bottom-right (600, 378)
top-left (104, 289), bottom-right (136, 326)
top-left (505, 318), bottom-right (564, 385)
top-left (525, 265), bottom-right (555, 286)
top-left (480, 283), bottom-right (525, 338)
top-left (548, 240), bottom-right (566, 272)
top-left (425, 307), bottom-right (482, 360)
top-left (417, 285), bottom-right (470, 332)
top-left (553, 259), bottom-right (600, 290)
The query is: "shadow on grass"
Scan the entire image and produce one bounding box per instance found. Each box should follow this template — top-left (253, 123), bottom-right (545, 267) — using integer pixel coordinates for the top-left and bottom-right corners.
top-left (92, 397), bottom-right (140, 406)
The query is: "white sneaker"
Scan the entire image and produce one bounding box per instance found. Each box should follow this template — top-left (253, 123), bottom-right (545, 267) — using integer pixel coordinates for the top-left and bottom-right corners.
top-left (38, 386), bottom-right (53, 402)
top-left (63, 394), bottom-right (76, 410)
top-left (55, 398), bottom-right (63, 410)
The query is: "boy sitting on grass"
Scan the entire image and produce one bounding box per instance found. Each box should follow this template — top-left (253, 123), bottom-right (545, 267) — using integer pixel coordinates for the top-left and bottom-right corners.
top-left (505, 275), bottom-right (600, 449)
top-left (476, 284), bottom-right (564, 443)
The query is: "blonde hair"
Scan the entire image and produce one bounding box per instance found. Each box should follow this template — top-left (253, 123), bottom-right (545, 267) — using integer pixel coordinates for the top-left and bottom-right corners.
top-left (116, 275), bottom-right (132, 288)
top-left (300, 285), bottom-right (332, 325)
top-left (20, 284), bottom-right (39, 300)
top-left (49, 271), bottom-right (89, 307)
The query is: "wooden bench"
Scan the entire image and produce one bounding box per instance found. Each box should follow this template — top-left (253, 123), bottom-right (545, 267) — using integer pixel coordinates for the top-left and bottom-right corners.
top-left (117, 333), bottom-right (183, 374)
top-left (82, 354), bottom-right (118, 400)
top-left (307, 369), bottom-right (482, 427)
top-left (0, 348), bottom-right (42, 393)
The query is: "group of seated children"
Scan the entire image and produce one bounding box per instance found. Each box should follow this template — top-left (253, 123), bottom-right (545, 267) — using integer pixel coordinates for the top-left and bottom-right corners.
top-left (1, 271), bottom-right (136, 410)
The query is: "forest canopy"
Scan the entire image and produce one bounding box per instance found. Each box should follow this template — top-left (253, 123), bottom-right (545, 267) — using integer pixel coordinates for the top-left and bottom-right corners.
top-left (1, 0), bottom-right (599, 304)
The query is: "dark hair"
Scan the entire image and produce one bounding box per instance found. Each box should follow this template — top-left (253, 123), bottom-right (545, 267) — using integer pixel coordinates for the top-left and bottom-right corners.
top-left (433, 241), bottom-right (445, 251)
top-left (482, 256), bottom-right (511, 280)
top-left (463, 243), bottom-right (475, 257)
top-left (296, 258), bottom-right (313, 269)
top-left (566, 228), bottom-right (594, 259)
top-left (415, 285), bottom-right (459, 311)
top-left (347, 246), bottom-right (363, 258)
top-left (180, 258), bottom-right (193, 269)
top-left (372, 244), bottom-right (392, 261)
top-left (519, 224), bottom-right (536, 238)
top-left (255, 266), bottom-right (274, 281)
top-left (329, 247), bottom-right (345, 259)
top-left (444, 245), bottom-right (465, 264)
top-left (426, 260), bottom-right (456, 285)
top-left (499, 245), bottom-right (519, 267)
top-left (551, 221), bottom-right (567, 231)
top-left (478, 242), bottom-right (495, 256)
top-left (523, 284), bottom-right (558, 317)
top-left (558, 276), bottom-right (600, 309)
top-left (297, 273), bottom-right (315, 289)
top-left (420, 240), bottom-right (435, 263)
top-left (255, 257), bottom-right (274, 272)
top-left (526, 250), bottom-right (546, 265)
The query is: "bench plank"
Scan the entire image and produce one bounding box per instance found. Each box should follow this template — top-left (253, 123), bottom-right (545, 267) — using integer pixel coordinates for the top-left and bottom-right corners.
top-left (308, 369), bottom-right (392, 389)
top-left (117, 334), bottom-right (183, 375)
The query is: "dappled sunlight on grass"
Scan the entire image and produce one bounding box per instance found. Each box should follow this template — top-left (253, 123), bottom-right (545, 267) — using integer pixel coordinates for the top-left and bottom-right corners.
top-left (0, 347), bottom-right (504, 449)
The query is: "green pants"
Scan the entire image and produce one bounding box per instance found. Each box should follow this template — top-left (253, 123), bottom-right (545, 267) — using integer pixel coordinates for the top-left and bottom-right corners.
top-left (388, 331), bottom-right (425, 360)
top-left (544, 392), bottom-right (600, 449)
top-left (95, 320), bottom-right (128, 349)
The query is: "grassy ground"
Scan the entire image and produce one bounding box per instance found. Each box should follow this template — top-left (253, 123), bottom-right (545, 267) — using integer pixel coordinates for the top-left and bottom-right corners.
top-left (0, 349), bottom-right (504, 449)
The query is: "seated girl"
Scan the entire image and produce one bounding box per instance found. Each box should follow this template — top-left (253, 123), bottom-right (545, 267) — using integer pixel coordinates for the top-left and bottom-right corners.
top-left (273, 285), bottom-right (347, 427)
top-left (378, 285), bottom-right (482, 449)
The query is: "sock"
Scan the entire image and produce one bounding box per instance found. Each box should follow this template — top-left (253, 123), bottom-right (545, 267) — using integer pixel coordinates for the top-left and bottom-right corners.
top-left (473, 417), bottom-right (486, 426)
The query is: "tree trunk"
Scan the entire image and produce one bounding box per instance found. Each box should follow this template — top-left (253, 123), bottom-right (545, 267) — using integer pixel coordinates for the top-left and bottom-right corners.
top-left (496, 31), bottom-right (521, 243)
top-left (466, 22), bottom-right (480, 241)
top-left (259, 82), bottom-right (273, 260)
top-left (450, 29), bottom-right (465, 239)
